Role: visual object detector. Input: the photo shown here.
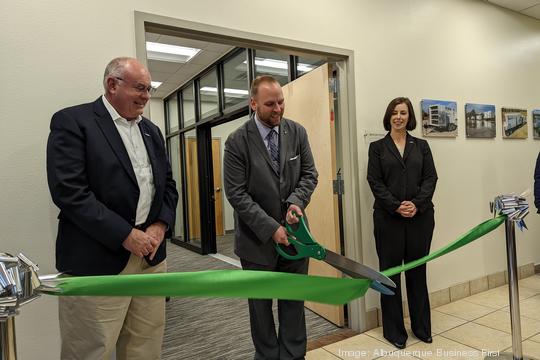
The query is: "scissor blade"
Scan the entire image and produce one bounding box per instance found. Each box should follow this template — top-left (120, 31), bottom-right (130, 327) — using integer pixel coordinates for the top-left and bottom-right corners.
top-left (369, 281), bottom-right (395, 295)
top-left (324, 250), bottom-right (396, 288)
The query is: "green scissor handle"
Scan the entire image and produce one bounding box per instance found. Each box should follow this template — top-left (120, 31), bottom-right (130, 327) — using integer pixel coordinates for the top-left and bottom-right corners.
top-left (274, 213), bottom-right (326, 261)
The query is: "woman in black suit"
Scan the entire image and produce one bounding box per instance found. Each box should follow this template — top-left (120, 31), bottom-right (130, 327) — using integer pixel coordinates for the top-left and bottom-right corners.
top-left (367, 97), bottom-right (438, 349)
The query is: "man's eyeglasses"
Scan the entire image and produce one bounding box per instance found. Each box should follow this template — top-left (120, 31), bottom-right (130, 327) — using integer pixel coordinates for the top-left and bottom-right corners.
top-left (115, 77), bottom-right (157, 96)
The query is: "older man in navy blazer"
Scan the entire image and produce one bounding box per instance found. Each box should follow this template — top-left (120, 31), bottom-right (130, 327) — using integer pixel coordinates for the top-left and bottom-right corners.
top-left (47, 57), bottom-right (178, 360)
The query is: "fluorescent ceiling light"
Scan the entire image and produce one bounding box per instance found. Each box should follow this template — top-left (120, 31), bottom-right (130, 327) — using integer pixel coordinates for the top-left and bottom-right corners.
top-left (254, 58), bottom-right (288, 70)
top-left (151, 81), bottom-right (162, 88)
top-left (297, 63), bottom-right (316, 72)
top-left (243, 58), bottom-right (315, 75)
top-left (200, 86), bottom-right (249, 97)
top-left (146, 41), bottom-right (201, 63)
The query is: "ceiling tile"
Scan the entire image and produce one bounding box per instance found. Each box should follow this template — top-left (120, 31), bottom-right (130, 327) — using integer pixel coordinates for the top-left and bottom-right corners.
top-left (156, 83), bottom-right (175, 92)
top-left (154, 84), bottom-right (176, 98)
top-left (145, 34), bottom-right (237, 98)
top-left (487, 0), bottom-right (540, 11)
top-left (169, 64), bottom-right (202, 82)
top-left (145, 32), bottom-right (160, 42)
top-left (147, 59), bottom-right (183, 74)
top-left (189, 50), bottom-right (226, 66)
top-left (166, 76), bottom-right (192, 92)
top-left (148, 71), bottom-right (172, 82)
top-left (205, 43), bottom-right (235, 53)
top-left (522, 4), bottom-right (540, 18)
top-left (156, 34), bottom-right (209, 50)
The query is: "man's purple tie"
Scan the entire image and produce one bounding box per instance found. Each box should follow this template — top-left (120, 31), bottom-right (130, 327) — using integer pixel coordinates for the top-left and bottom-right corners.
top-left (267, 129), bottom-right (279, 170)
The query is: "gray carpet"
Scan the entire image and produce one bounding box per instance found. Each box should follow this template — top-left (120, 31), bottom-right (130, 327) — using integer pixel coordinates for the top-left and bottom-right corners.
top-left (216, 233), bottom-right (238, 260)
top-left (162, 240), bottom-right (341, 360)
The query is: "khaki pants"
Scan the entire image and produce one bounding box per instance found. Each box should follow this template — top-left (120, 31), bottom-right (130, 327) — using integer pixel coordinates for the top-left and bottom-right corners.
top-left (59, 254), bottom-right (167, 360)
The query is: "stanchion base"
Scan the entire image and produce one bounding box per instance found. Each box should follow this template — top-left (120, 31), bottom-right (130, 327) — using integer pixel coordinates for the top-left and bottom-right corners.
top-left (485, 352), bottom-right (538, 360)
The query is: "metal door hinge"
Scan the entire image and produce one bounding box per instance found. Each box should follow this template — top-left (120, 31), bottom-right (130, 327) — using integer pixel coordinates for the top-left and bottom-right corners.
top-left (333, 169), bottom-right (344, 195)
top-left (333, 179), bottom-right (344, 195)
top-left (328, 77), bottom-right (338, 94)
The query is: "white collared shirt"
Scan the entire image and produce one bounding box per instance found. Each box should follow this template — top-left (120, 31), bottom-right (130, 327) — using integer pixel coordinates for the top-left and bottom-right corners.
top-left (102, 95), bottom-right (155, 226)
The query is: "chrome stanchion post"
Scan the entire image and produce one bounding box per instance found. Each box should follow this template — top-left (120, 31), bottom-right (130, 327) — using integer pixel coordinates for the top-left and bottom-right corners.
top-left (0, 254), bottom-right (43, 360)
top-left (0, 317), bottom-right (17, 360)
top-left (486, 195), bottom-right (536, 360)
top-left (505, 219), bottom-right (523, 359)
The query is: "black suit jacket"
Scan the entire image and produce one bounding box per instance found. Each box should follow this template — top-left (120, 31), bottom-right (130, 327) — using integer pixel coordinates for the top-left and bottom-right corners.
top-left (47, 97), bottom-right (178, 275)
top-left (367, 133), bottom-right (437, 215)
top-left (535, 151), bottom-right (540, 213)
top-left (223, 116), bottom-right (318, 266)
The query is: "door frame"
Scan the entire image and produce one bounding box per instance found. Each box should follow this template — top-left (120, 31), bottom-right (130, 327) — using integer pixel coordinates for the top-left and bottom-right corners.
top-left (134, 11), bottom-right (367, 331)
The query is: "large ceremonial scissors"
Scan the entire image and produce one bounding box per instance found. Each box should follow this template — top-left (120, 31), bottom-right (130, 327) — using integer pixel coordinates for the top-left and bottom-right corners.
top-left (275, 214), bottom-right (396, 295)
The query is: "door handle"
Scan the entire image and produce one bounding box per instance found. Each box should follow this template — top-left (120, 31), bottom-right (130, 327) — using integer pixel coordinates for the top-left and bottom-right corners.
top-left (215, 187), bottom-right (221, 192)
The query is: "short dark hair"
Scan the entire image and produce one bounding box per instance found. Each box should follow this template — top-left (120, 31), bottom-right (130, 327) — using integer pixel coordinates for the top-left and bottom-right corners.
top-left (250, 75), bottom-right (280, 97)
top-left (382, 97), bottom-right (417, 131)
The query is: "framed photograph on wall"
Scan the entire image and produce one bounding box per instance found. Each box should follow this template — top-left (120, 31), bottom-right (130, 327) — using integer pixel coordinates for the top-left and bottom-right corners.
top-left (533, 110), bottom-right (540, 139)
top-left (421, 99), bottom-right (458, 137)
top-left (465, 103), bottom-right (496, 138)
top-left (501, 107), bottom-right (527, 139)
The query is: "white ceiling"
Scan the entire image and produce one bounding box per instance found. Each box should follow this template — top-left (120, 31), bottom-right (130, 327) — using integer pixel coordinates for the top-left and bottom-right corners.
top-left (486, 0), bottom-right (540, 19)
top-left (145, 32), bottom-right (234, 99)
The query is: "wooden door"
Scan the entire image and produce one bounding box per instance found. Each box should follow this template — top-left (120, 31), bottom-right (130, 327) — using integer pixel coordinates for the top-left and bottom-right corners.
top-left (186, 137), bottom-right (200, 240)
top-left (282, 64), bottom-right (344, 326)
top-left (212, 138), bottom-right (224, 236)
top-left (186, 137), bottom-right (224, 239)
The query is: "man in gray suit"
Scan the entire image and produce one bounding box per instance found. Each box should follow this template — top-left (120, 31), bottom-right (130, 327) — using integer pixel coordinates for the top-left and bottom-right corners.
top-left (224, 75), bottom-right (318, 360)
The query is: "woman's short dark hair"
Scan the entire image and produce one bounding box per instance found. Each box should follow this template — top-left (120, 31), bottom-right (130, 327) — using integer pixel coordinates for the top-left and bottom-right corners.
top-left (382, 97), bottom-right (417, 131)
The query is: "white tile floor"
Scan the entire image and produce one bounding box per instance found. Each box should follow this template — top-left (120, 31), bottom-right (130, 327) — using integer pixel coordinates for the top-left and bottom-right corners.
top-left (307, 274), bottom-right (540, 359)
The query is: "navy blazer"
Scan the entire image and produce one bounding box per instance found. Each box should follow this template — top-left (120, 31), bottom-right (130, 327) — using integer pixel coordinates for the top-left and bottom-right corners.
top-left (47, 97), bottom-right (178, 275)
top-left (367, 133), bottom-right (437, 215)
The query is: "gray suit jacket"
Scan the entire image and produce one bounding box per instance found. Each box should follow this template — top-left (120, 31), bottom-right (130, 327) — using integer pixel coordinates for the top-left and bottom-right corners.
top-left (223, 115), bottom-right (318, 266)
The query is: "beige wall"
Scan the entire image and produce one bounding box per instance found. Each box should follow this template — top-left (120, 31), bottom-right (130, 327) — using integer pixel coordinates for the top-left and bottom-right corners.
top-left (355, 2), bottom-right (540, 309)
top-left (149, 98), bottom-right (165, 131)
top-left (1, 0), bottom-right (539, 358)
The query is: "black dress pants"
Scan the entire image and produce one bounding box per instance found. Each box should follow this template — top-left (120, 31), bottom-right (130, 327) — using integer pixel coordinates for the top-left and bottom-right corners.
top-left (240, 256), bottom-right (309, 360)
top-left (373, 208), bottom-right (434, 343)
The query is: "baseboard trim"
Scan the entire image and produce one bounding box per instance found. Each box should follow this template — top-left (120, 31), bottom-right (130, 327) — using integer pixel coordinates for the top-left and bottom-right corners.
top-left (364, 262), bottom-right (536, 332)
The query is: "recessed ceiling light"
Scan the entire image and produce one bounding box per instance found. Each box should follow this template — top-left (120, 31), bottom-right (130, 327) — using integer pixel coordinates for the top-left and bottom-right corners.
top-left (151, 81), bottom-right (162, 88)
top-left (200, 86), bottom-right (249, 97)
top-left (297, 63), bottom-right (315, 72)
top-left (146, 41), bottom-right (201, 63)
top-left (254, 58), bottom-right (288, 70)
top-left (243, 58), bottom-right (315, 75)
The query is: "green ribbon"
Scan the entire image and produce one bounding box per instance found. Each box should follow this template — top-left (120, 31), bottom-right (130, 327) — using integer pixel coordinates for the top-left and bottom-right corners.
top-left (45, 215), bottom-right (505, 305)
top-left (383, 215), bottom-right (506, 277)
top-left (52, 270), bottom-right (370, 305)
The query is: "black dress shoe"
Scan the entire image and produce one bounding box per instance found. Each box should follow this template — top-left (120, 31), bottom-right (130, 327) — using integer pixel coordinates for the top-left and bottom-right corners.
top-left (416, 335), bottom-right (432, 343)
top-left (392, 341), bottom-right (406, 349)
top-left (384, 337), bottom-right (406, 349)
